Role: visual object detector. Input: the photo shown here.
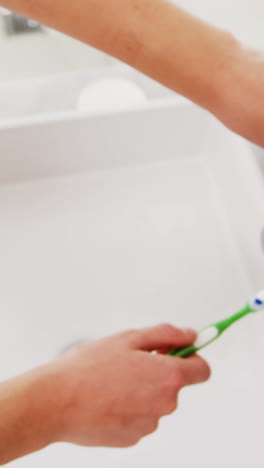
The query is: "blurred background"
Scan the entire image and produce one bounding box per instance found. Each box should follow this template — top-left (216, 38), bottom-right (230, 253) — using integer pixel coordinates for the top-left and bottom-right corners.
top-left (1, 5), bottom-right (264, 467)
top-left (1, 0), bottom-right (264, 82)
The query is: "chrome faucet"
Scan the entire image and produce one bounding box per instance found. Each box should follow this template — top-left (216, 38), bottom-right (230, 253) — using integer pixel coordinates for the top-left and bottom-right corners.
top-left (1, 9), bottom-right (42, 36)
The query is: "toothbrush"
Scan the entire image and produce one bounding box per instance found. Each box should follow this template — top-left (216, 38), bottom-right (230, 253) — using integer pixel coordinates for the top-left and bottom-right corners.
top-left (169, 290), bottom-right (264, 358)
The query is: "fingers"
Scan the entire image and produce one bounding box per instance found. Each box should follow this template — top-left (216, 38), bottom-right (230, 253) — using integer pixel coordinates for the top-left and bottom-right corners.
top-left (156, 347), bottom-right (174, 355)
top-left (169, 354), bottom-right (211, 387)
top-left (124, 324), bottom-right (197, 351)
top-left (152, 352), bottom-right (211, 389)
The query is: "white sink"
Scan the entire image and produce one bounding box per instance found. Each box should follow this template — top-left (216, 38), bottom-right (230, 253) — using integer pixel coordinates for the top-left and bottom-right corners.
top-left (0, 66), bottom-right (176, 121)
top-left (0, 92), bottom-right (264, 467)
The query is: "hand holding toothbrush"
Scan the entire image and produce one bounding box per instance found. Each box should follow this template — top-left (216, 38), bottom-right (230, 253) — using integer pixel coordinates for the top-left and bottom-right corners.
top-left (0, 324), bottom-right (210, 465)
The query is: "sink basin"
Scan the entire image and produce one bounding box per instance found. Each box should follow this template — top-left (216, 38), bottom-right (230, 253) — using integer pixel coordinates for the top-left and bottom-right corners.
top-left (0, 66), bottom-right (176, 121)
top-left (0, 94), bottom-right (264, 468)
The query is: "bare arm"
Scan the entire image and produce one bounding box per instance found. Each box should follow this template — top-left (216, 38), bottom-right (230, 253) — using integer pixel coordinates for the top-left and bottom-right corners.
top-left (2, 0), bottom-right (238, 115)
top-left (3, 0), bottom-right (264, 147)
top-left (0, 325), bottom-right (210, 465)
top-left (0, 365), bottom-right (60, 465)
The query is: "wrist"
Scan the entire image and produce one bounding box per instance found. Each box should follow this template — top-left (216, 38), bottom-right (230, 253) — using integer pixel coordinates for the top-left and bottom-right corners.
top-left (0, 363), bottom-right (64, 465)
top-left (200, 29), bottom-right (242, 116)
top-left (211, 38), bottom-right (264, 143)
top-left (28, 363), bottom-right (66, 445)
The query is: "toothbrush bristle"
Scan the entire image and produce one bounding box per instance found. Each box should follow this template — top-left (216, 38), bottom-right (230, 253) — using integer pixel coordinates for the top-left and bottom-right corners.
top-left (256, 290), bottom-right (264, 301)
top-left (251, 290), bottom-right (264, 310)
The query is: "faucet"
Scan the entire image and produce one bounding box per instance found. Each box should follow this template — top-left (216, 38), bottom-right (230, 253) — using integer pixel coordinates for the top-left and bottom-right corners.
top-left (0, 8), bottom-right (42, 36)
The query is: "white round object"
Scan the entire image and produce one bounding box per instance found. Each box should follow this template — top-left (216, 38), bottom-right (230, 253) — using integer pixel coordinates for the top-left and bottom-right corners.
top-left (76, 77), bottom-right (147, 113)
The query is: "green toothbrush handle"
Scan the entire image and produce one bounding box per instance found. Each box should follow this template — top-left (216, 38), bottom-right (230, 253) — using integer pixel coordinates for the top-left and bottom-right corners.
top-left (168, 325), bottom-right (220, 358)
top-left (168, 303), bottom-right (255, 358)
top-left (169, 344), bottom-right (198, 358)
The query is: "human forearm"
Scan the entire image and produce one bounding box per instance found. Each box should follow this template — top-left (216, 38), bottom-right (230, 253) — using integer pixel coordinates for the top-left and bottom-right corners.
top-left (0, 326), bottom-right (210, 464)
top-left (3, 1), bottom-right (264, 147)
top-left (0, 365), bottom-right (60, 465)
top-left (2, 0), bottom-right (239, 113)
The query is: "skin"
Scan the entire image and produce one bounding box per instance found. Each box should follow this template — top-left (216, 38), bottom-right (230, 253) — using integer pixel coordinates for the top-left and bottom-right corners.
top-left (2, 0), bottom-right (264, 147)
top-left (0, 325), bottom-right (211, 465)
top-left (0, 0), bottom-right (260, 463)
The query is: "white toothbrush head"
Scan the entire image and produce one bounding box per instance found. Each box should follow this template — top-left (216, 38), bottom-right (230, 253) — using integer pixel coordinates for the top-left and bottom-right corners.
top-left (250, 290), bottom-right (264, 311)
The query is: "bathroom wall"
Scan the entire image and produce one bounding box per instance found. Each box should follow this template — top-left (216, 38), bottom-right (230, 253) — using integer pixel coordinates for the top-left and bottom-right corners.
top-left (0, 0), bottom-right (264, 83)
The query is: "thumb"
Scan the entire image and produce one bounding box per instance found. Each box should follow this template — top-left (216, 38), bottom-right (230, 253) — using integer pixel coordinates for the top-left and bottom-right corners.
top-left (127, 324), bottom-right (196, 351)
